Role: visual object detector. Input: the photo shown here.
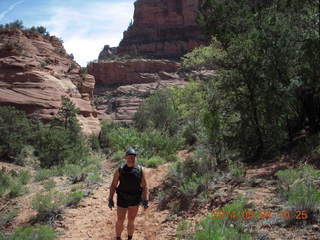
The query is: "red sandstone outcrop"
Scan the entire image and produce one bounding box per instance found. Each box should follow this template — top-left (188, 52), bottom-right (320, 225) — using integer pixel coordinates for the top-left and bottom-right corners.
top-left (88, 59), bottom-right (180, 85)
top-left (0, 29), bottom-right (100, 135)
top-left (116, 0), bottom-right (207, 59)
top-left (91, 0), bottom-right (211, 123)
top-left (94, 79), bottom-right (186, 123)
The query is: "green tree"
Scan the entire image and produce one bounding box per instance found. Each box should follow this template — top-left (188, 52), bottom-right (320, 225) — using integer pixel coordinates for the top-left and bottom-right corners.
top-left (53, 96), bottom-right (81, 134)
top-left (0, 107), bottom-right (35, 161)
top-left (134, 89), bottom-right (180, 136)
top-left (199, 0), bottom-right (319, 161)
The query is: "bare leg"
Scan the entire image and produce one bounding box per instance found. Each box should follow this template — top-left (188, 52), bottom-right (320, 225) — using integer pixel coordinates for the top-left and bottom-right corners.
top-left (127, 205), bottom-right (139, 237)
top-left (116, 206), bottom-right (127, 238)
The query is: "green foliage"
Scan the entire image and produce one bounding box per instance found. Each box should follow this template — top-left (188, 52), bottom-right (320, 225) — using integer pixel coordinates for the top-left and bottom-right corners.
top-left (42, 180), bottom-right (56, 192)
top-left (30, 26), bottom-right (49, 36)
top-left (16, 170), bottom-right (32, 185)
top-left (287, 183), bottom-right (320, 222)
top-left (110, 150), bottom-right (124, 162)
top-left (276, 165), bottom-right (320, 223)
top-left (0, 20), bottom-right (24, 30)
top-left (8, 183), bottom-right (25, 198)
top-left (89, 135), bottom-right (101, 152)
top-left (0, 209), bottom-right (19, 229)
top-left (31, 191), bottom-right (66, 222)
top-left (1, 224), bottom-right (56, 240)
top-left (176, 199), bottom-right (253, 240)
top-left (34, 169), bottom-right (53, 182)
top-left (228, 161), bottom-right (246, 181)
top-left (139, 156), bottom-right (165, 168)
top-left (160, 148), bottom-right (218, 212)
top-left (34, 97), bottom-right (89, 168)
top-left (196, 0), bottom-right (320, 161)
top-left (100, 121), bottom-right (181, 161)
top-left (0, 172), bottom-right (11, 197)
top-left (134, 89), bottom-right (180, 136)
top-left (62, 164), bottom-right (87, 183)
top-left (65, 192), bottom-right (83, 207)
top-left (0, 106), bottom-right (35, 162)
top-left (181, 42), bottom-right (225, 70)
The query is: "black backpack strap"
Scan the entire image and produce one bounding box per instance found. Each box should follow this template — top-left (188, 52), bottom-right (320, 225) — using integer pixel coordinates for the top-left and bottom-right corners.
top-left (138, 165), bottom-right (142, 182)
top-left (118, 164), bottom-right (124, 176)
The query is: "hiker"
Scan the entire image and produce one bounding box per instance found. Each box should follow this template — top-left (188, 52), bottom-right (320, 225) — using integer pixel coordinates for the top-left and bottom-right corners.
top-left (108, 148), bottom-right (149, 240)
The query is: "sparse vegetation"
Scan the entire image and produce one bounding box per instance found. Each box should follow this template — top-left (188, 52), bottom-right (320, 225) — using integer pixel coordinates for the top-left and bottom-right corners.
top-left (42, 179), bottom-right (56, 192)
top-left (176, 199), bottom-right (253, 240)
top-left (31, 191), bottom-right (66, 222)
top-left (139, 156), bottom-right (165, 168)
top-left (0, 209), bottom-right (19, 230)
top-left (276, 165), bottom-right (320, 223)
top-left (0, 224), bottom-right (56, 240)
top-left (65, 192), bottom-right (84, 207)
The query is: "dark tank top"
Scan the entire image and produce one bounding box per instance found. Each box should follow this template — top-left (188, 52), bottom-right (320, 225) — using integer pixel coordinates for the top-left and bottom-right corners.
top-left (117, 164), bottom-right (142, 195)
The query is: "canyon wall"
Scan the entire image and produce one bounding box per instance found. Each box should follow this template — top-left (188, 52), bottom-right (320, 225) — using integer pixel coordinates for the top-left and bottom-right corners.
top-left (0, 29), bottom-right (100, 135)
top-left (101, 0), bottom-right (207, 60)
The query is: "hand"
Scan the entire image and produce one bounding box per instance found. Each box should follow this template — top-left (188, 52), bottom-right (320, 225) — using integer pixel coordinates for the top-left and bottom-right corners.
top-left (141, 200), bottom-right (149, 209)
top-left (108, 198), bottom-right (114, 209)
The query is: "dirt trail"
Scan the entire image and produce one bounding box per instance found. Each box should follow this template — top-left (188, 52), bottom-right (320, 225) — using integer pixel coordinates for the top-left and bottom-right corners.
top-left (56, 161), bottom-right (171, 240)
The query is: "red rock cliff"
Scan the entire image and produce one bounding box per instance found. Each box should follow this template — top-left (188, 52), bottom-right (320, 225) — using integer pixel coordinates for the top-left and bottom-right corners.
top-left (116, 0), bottom-right (207, 59)
top-left (0, 29), bottom-right (100, 135)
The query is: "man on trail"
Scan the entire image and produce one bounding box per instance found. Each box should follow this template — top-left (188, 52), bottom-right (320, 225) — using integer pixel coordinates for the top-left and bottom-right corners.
top-left (108, 148), bottom-right (149, 240)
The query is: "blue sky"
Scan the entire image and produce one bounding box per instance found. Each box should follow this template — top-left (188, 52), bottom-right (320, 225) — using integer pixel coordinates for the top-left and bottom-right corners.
top-left (0, 0), bottom-right (135, 66)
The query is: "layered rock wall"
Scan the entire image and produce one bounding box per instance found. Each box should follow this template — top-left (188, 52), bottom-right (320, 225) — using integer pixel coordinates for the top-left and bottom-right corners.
top-left (117, 0), bottom-right (207, 59)
top-left (88, 59), bottom-right (180, 85)
top-left (0, 29), bottom-right (100, 135)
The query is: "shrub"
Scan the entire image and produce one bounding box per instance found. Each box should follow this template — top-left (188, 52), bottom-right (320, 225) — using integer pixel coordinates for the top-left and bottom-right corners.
top-left (16, 170), bottom-right (32, 185)
top-left (34, 169), bottom-right (53, 182)
top-left (181, 41), bottom-right (226, 71)
top-left (0, 106), bottom-right (35, 162)
top-left (275, 165), bottom-right (320, 194)
top-left (287, 183), bottom-right (320, 222)
top-left (134, 89), bottom-right (180, 136)
top-left (140, 156), bottom-right (165, 168)
top-left (0, 172), bottom-right (11, 197)
top-left (16, 145), bottom-right (39, 168)
top-left (276, 165), bottom-right (320, 223)
top-left (8, 183), bottom-right (25, 198)
top-left (176, 220), bottom-right (194, 240)
top-left (63, 164), bottom-right (87, 184)
top-left (3, 224), bottom-right (56, 240)
top-left (89, 135), bottom-right (101, 152)
top-left (228, 161), bottom-right (245, 182)
top-left (31, 191), bottom-right (66, 222)
top-left (111, 150), bottom-right (124, 162)
top-left (0, 209), bottom-right (19, 229)
top-left (65, 192), bottom-right (83, 207)
top-left (176, 199), bottom-right (253, 240)
top-left (158, 147), bottom-right (220, 212)
top-left (42, 180), bottom-right (56, 192)
top-left (85, 167), bottom-right (102, 186)
top-left (140, 130), bottom-right (182, 160)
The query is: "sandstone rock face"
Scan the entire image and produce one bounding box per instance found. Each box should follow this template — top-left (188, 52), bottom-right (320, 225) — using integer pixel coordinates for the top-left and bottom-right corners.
top-left (117, 0), bottom-right (207, 58)
top-left (94, 79), bottom-right (186, 123)
top-left (88, 59), bottom-right (180, 85)
top-left (0, 29), bottom-right (100, 135)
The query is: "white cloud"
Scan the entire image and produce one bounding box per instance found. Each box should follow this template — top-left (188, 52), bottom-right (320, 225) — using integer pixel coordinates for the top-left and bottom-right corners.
top-left (0, 1), bottom-right (24, 21)
top-left (64, 37), bottom-right (119, 67)
top-left (40, 1), bottom-right (134, 66)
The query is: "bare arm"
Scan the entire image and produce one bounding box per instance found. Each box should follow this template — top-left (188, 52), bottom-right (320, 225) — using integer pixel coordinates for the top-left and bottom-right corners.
top-left (141, 167), bottom-right (148, 201)
top-left (108, 169), bottom-right (120, 200)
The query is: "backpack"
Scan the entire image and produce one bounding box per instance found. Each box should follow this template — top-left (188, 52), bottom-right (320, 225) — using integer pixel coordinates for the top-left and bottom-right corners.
top-left (118, 164), bottom-right (142, 183)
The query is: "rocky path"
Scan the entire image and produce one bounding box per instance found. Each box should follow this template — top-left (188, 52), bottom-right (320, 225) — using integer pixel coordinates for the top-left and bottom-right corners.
top-left (52, 154), bottom-right (320, 240)
top-left (56, 161), bottom-right (171, 240)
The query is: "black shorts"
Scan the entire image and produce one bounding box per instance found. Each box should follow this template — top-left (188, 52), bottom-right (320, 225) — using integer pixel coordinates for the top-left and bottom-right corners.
top-left (117, 192), bottom-right (142, 208)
